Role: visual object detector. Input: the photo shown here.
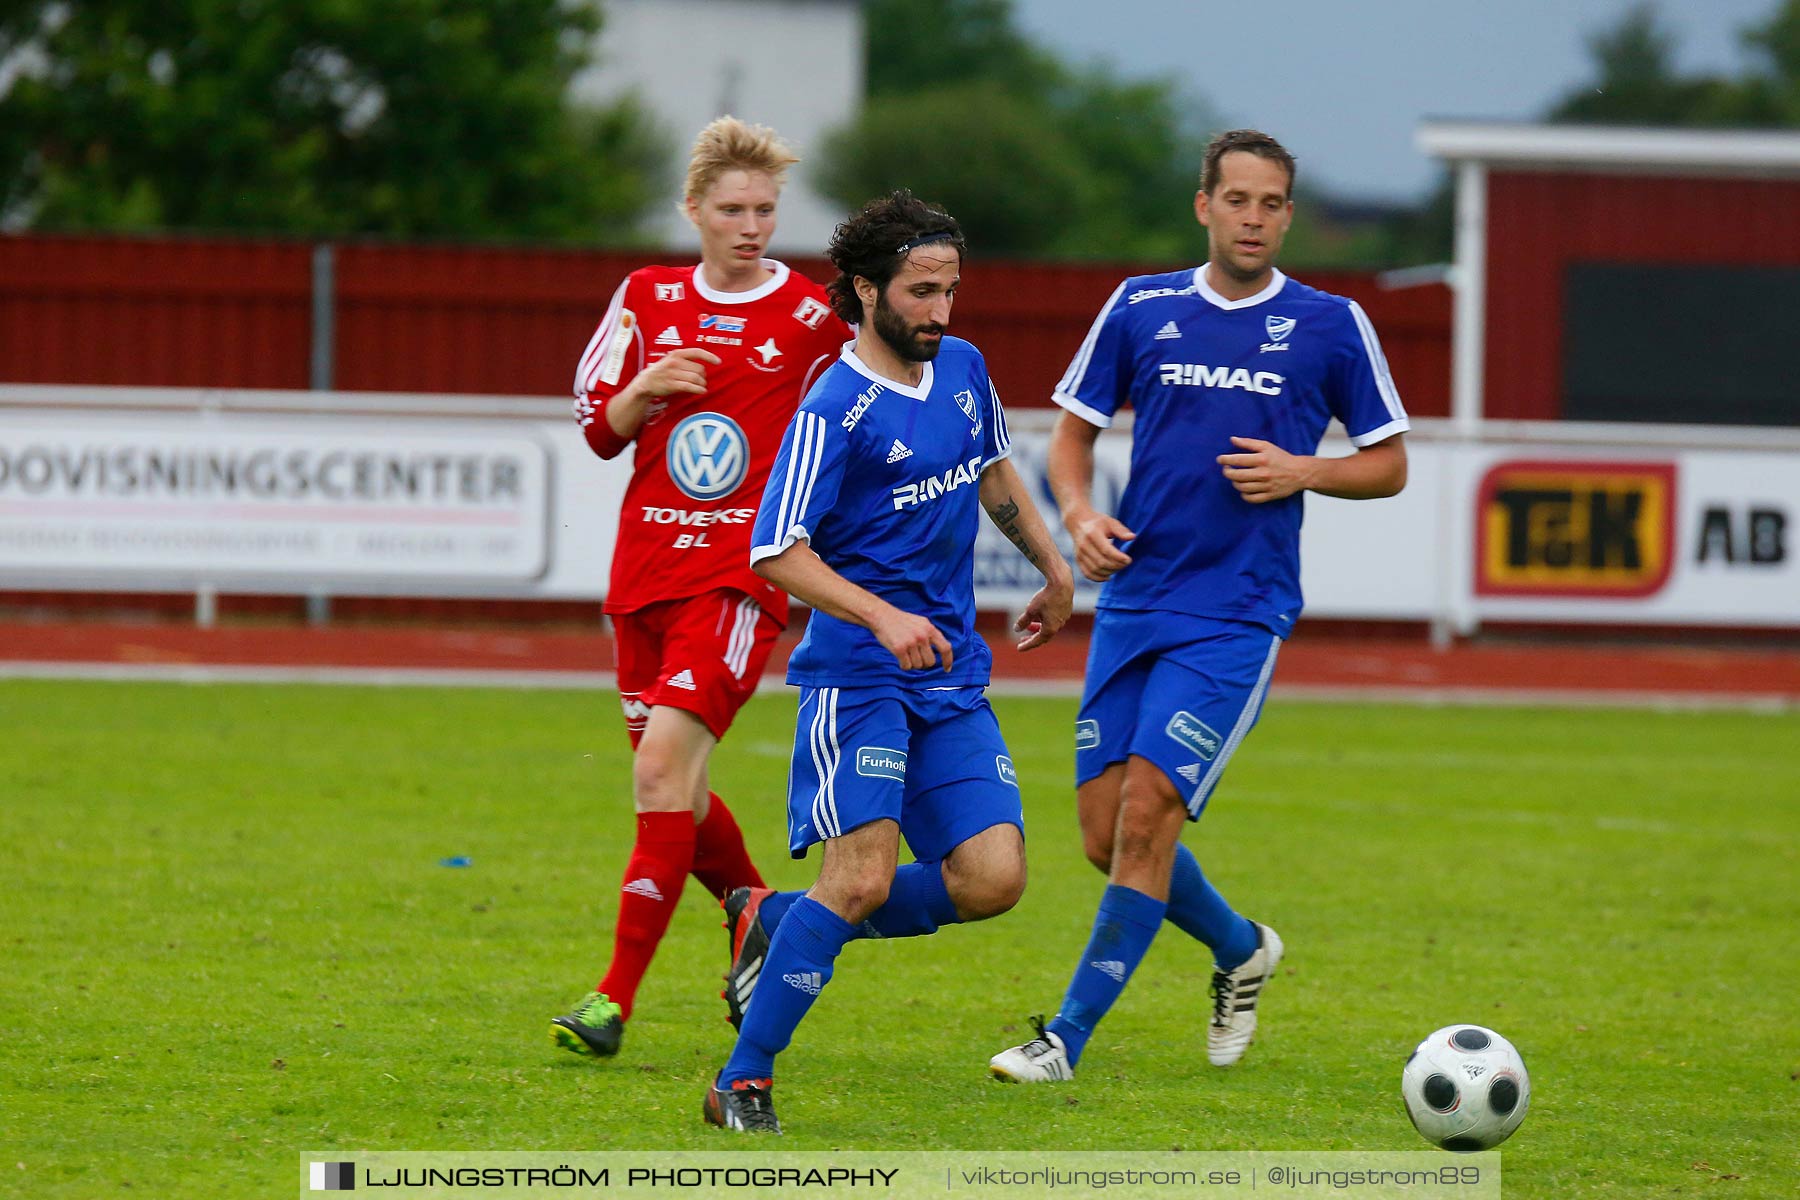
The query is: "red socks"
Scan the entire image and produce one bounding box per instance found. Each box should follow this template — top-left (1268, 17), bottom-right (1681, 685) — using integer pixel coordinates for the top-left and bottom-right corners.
top-left (597, 811), bottom-right (695, 1021)
top-left (690, 792), bottom-right (765, 900)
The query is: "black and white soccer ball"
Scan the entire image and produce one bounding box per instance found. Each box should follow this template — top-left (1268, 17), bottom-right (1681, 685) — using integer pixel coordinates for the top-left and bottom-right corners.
top-left (1401, 1024), bottom-right (1531, 1151)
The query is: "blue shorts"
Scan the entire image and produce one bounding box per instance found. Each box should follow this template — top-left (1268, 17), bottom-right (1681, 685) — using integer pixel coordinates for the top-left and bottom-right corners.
top-left (1075, 611), bottom-right (1282, 818)
top-left (786, 685), bottom-right (1023, 861)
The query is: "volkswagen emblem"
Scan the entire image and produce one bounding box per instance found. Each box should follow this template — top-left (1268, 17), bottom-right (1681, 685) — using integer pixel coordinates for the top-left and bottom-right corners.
top-left (666, 413), bottom-right (748, 500)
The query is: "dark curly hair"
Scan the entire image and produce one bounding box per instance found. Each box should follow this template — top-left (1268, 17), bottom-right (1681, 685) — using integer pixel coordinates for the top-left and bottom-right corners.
top-left (1200, 129), bottom-right (1296, 197)
top-left (824, 189), bottom-right (966, 324)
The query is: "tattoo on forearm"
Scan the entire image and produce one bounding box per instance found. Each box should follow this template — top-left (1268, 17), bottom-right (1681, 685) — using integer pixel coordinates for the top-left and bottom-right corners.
top-left (989, 499), bottom-right (1042, 568)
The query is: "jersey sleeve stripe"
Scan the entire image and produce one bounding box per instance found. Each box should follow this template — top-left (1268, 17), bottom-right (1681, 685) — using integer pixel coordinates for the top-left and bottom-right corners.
top-left (1349, 416), bottom-right (1410, 447)
top-left (575, 279), bottom-right (633, 396)
top-left (789, 412), bottom-right (829, 540)
top-left (1055, 279), bottom-right (1128, 400)
top-left (1347, 299), bottom-right (1407, 423)
top-left (1052, 389), bottom-right (1114, 428)
top-left (988, 378), bottom-right (1012, 456)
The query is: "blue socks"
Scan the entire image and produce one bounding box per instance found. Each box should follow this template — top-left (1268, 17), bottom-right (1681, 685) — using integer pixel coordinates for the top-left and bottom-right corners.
top-left (720, 896), bottom-right (853, 1085)
top-left (720, 863), bottom-right (962, 1085)
top-left (860, 860), bottom-right (959, 938)
top-left (1165, 843), bottom-right (1257, 971)
top-left (1046, 884), bottom-right (1167, 1066)
top-left (754, 860), bottom-right (960, 942)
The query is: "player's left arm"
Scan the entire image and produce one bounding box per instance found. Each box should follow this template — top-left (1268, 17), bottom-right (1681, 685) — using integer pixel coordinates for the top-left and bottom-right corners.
top-left (978, 457), bottom-right (1075, 650)
top-left (1216, 433), bottom-right (1407, 504)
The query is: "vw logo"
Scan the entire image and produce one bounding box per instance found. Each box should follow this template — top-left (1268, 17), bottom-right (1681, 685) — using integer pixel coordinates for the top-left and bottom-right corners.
top-left (666, 413), bottom-right (748, 500)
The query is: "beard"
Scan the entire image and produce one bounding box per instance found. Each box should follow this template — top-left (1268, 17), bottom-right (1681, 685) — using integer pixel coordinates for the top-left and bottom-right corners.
top-left (873, 288), bottom-right (944, 363)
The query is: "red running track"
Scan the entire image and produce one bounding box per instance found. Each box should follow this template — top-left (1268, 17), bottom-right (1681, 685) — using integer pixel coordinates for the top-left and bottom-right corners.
top-left (2, 620), bottom-right (1796, 706)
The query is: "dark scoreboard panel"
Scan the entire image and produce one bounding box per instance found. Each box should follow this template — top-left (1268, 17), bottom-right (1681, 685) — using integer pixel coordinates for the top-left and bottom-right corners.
top-left (1562, 263), bottom-right (1800, 427)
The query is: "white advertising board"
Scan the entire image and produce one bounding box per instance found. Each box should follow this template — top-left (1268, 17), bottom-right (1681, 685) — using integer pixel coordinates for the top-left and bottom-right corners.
top-left (0, 412), bottom-right (555, 588)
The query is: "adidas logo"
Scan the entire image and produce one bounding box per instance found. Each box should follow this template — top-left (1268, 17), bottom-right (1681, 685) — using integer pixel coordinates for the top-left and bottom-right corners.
top-left (623, 877), bottom-right (664, 901)
top-left (1091, 959), bottom-right (1126, 983)
top-left (782, 971), bottom-right (824, 995)
top-left (1177, 763), bottom-right (1201, 784)
top-left (666, 669), bottom-right (697, 691)
top-left (1154, 320), bottom-right (1181, 340)
top-left (886, 439), bottom-right (912, 463)
top-left (655, 326), bottom-right (682, 347)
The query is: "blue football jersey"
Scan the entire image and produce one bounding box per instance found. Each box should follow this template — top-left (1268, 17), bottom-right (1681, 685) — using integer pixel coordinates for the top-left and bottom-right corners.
top-left (752, 337), bottom-right (1013, 687)
top-left (1054, 266), bottom-right (1408, 634)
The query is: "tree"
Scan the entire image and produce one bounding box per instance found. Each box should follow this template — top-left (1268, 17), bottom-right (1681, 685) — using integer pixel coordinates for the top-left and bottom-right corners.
top-left (820, 0), bottom-right (1215, 262)
top-left (0, 0), bottom-right (669, 241)
top-left (1547, 0), bottom-right (1800, 128)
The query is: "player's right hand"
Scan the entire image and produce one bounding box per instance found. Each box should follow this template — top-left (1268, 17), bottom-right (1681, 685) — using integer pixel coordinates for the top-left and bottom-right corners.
top-left (872, 607), bottom-right (955, 673)
top-left (638, 347), bottom-right (721, 397)
top-left (1069, 512), bottom-right (1135, 582)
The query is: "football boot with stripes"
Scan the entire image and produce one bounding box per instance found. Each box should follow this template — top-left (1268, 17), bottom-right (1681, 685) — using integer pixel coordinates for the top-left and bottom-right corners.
top-left (988, 1015), bottom-right (1074, 1083)
top-left (703, 1076), bottom-right (782, 1133)
top-left (720, 886), bottom-right (775, 1029)
top-left (1208, 922), bottom-right (1283, 1067)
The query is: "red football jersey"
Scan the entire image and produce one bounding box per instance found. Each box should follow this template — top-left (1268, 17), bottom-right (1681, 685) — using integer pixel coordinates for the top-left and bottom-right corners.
top-left (573, 260), bottom-right (848, 624)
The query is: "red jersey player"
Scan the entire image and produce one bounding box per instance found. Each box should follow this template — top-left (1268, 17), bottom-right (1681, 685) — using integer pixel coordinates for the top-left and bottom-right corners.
top-left (551, 117), bottom-right (849, 1059)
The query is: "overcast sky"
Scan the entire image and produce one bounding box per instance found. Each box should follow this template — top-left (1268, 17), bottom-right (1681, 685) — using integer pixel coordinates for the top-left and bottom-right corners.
top-left (1010, 0), bottom-right (1779, 202)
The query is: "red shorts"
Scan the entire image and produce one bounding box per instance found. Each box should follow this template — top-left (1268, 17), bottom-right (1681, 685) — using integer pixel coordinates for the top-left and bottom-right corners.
top-left (611, 589), bottom-right (781, 745)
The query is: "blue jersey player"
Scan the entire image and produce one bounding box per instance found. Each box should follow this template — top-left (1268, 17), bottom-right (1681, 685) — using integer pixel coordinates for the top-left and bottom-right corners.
top-left (990, 130), bottom-right (1409, 1083)
top-left (703, 190), bottom-right (1074, 1133)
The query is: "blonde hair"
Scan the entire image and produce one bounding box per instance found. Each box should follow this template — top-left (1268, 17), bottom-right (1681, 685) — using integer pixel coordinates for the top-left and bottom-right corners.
top-left (683, 116), bottom-right (800, 201)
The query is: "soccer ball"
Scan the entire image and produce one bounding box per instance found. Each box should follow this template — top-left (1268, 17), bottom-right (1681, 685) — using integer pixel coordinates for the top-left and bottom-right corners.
top-left (1401, 1024), bottom-right (1530, 1152)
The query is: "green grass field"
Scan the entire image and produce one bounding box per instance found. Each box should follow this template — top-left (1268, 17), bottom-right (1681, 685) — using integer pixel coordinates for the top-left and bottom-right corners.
top-left (5, 678), bottom-right (1798, 1197)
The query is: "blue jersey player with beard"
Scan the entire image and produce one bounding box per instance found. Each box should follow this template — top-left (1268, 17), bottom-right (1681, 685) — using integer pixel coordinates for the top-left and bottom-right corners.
top-left (990, 130), bottom-right (1409, 1084)
top-left (702, 190), bottom-right (1074, 1134)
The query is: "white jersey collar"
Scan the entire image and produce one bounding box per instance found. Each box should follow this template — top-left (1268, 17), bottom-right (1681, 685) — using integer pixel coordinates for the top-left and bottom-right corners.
top-left (840, 344), bottom-right (933, 400)
top-left (692, 259), bottom-right (790, 305)
top-left (1192, 265), bottom-right (1288, 311)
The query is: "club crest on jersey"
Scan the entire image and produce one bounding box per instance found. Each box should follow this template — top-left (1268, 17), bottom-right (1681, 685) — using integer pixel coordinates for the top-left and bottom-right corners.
top-left (666, 412), bottom-right (749, 500)
top-left (954, 388), bottom-right (983, 440)
top-left (655, 282), bottom-right (685, 302)
top-left (792, 297), bottom-right (832, 330)
top-left (1262, 314), bottom-right (1296, 352)
top-left (699, 314), bottom-right (746, 333)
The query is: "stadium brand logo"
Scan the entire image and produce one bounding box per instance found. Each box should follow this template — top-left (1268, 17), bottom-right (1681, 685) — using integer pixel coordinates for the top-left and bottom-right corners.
top-left (891, 455), bottom-right (982, 510)
top-left (699, 313), bottom-right (746, 333)
top-left (1127, 285), bottom-right (1197, 304)
top-left (666, 413), bottom-right (748, 500)
top-left (1165, 711), bottom-right (1222, 761)
top-left (793, 297), bottom-right (832, 329)
top-left (1074, 719), bottom-right (1100, 751)
top-left (783, 971), bottom-right (824, 995)
top-left (1475, 460), bottom-right (1676, 598)
top-left (310, 1161), bottom-right (355, 1191)
top-left (655, 282), bottom-right (685, 302)
top-left (1159, 364), bottom-right (1284, 395)
top-left (842, 385), bottom-right (883, 431)
top-left (855, 746), bottom-right (907, 780)
top-left (996, 755), bottom-right (1017, 786)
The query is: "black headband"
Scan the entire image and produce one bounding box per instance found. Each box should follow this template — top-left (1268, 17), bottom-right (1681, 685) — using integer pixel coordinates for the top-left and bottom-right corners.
top-left (894, 230), bottom-right (956, 255)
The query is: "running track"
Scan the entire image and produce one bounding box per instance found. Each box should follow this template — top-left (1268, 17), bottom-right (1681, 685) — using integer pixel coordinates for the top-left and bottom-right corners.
top-left (3, 621), bottom-right (1795, 710)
